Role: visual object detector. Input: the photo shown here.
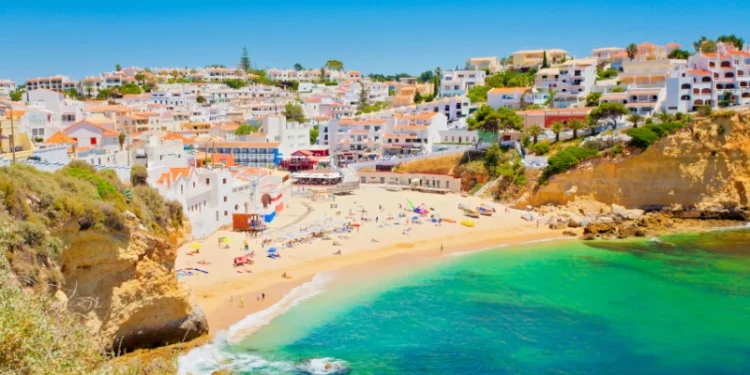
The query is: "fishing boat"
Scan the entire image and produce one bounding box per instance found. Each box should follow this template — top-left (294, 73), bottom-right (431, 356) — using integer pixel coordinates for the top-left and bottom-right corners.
top-left (464, 209), bottom-right (480, 218)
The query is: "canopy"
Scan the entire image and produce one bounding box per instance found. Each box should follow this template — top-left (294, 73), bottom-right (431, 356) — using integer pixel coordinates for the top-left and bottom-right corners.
top-left (191, 243), bottom-right (201, 249)
top-left (267, 248), bottom-right (277, 253)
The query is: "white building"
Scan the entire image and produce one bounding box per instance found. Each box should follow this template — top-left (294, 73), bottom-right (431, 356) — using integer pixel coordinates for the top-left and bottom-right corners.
top-left (0, 80), bottom-right (15, 98)
top-left (488, 87), bottom-right (548, 109)
top-left (591, 47), bottom-right (624, 64)
top-left (465, 57), bottom-right (501, 72)
top-left (440, 70), bottom-right (486, 97)
top-left (665, 43), bottom-right (750, 113)
top-left (26, 89), bottom-right (84, 130)
top-left (261, 116), bottom-right (311, 156)
top-left (142, 135), bottom-right (189, 168)
top-left (535, 58), bottom-right (598, 108)
top-left (25, 75), bottom-right (77, 92)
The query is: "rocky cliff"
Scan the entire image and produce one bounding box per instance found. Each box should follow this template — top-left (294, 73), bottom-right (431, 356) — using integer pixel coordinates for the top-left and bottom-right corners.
top-left (518, 111), bottom-right (750, 216)
top-left (58, 219), bottom-right (207, 352)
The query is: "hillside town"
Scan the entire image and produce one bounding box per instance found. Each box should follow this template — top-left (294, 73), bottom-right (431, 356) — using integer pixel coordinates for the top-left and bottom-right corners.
top-left (1, 36), bottom-right (748, 240)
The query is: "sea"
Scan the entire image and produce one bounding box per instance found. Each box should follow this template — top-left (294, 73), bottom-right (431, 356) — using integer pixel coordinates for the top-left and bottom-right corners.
top-left (179, 229), bottom-right (750, 375)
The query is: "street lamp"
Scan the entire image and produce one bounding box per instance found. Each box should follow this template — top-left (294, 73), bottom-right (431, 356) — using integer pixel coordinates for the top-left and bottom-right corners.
top-left (0, 103), bottom-right (16, 164)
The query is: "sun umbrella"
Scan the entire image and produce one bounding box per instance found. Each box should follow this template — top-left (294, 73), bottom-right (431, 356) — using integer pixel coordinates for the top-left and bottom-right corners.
top-left (267, 248), bottom-right (277, 253)
top-left (222, 237), bottom-right (231, 243)
top-left (191, 243), bottom-right (201, 249)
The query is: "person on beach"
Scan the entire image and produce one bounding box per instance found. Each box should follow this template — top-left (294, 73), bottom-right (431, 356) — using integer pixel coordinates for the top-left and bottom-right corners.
top-left (240, 296), bottom-right (245, 308)
top-left (244, 240), bottom-right (249, 251)
top-left (256, 293), bottom-right (260, 301)
top-left (536, 220), bottom-right (540, 229)
top-left (376, 216), bottom-right (379, 224)
top-left (441, 243), bottom-right (444, 253)
top-left (262, 293), bottom-right (265, 301)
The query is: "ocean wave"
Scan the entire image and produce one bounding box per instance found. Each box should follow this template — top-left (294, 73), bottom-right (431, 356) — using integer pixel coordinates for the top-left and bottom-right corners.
top-left (227, 273), bottom-right (336, 343)
top-left (441, 237), bottom-right (573, 258)
top-left (178, 332), bottom-right (296, 375)
top-left (707, 221), bottom-right (750, 232)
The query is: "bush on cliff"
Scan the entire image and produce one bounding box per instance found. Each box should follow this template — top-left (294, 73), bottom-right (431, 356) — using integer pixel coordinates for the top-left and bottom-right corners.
top-left (627, 122), bottom-right (684, 149)
top-left (542, 146), bottom-right (599, 181)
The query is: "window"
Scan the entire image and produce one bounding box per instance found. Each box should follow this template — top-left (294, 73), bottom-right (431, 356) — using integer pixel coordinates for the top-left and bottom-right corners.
top-left (224, 211), bottom-right (228, 217)
top-left (222, 178), bottom-right (227, 184)
top-left (205, 178), bottom-right (210, 185)
top-left (90, 137), bottom-right (97, 145)
top-left (223, 196), bottom-right (228, 202)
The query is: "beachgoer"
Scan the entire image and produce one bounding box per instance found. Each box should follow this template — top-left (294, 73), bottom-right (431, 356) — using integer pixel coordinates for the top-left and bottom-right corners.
top-left (536, 220), bottom-right (540, 228)
top-left (376, 216), bottom-right (379, 223)
top-left (441, 243), bottom-right (444, 253)
top-left (282, 272), bottom-right (287, 278)
top-left (240, 296), bottom-right (245, 308)
top-left (244, 240), bottom-right (249, 251)
top-left (262, 293), bottom-right (265, 301)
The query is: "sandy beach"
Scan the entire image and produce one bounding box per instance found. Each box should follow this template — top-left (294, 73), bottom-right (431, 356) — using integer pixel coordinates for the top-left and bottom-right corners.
top-left (176, 185), bottom-right (573, 336)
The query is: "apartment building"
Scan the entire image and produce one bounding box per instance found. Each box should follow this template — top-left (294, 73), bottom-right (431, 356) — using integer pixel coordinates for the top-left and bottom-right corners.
top-left (261, 116), bottom-right (311, 156)
top-left (600, 87), bottom-right (666, 115)
top-left (535, 58), bottom-right (597, 108)
top-left (320, 118), bottom-right (385, 163)
top-left (62, 119), bottom-right (120, 149)
top-left (25, 75), bottom-right (77, 92)
top-left (512, 49), bottom-right (570, 69)
top-left (26, 89), bottom-right (84, 129)
top-left (465, 57), bottom-right (501, 72)
top-left (665, 44), bottom-right (750, 112)
top-left (382, 113), bottom-right (448, 157)
top-left (440, 70), bottom-right (486, 97)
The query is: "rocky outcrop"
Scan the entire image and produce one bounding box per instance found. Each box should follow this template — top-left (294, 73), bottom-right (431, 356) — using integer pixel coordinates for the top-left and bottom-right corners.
top-left (59, 222), bottom-right (207, 352)
top-left (519, 111), bottom-right (750, 215)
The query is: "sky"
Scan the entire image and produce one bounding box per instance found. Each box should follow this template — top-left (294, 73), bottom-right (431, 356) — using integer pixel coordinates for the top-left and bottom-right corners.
top-left (1, 0), bottom-right (749, 82)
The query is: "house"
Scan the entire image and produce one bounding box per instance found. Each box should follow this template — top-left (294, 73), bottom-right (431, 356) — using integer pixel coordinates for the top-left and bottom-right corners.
top-left (487, 87), bottom-right (536, 109)
top-left (381, 112), bottom-right (448, 157)
top-left (261, 116), bottom-right (311, 156)
top-left (591, 47), bottom-right (624, 64)
top-left (0, 80), bottom-right (15, 98)
top-left (600, 88), bottom-right (665, 115)
top-left (465, 57), bottom-right (501, 72)
top-left (440, 70), bottom-right (486, 97)
top-left (512, 49), bottom-right (570, 69)
top-left (62, 120), bottom-right (120, 149)
top-left (26, 89), bottom-right (84, 128)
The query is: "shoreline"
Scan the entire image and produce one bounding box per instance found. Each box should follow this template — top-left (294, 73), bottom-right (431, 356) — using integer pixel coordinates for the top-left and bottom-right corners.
top-left (198, 227), bottom-right (575, 336)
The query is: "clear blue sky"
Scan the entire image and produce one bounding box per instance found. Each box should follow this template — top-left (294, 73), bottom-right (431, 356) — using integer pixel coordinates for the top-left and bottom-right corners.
top-left (1, 0), bottom-right (748, 82)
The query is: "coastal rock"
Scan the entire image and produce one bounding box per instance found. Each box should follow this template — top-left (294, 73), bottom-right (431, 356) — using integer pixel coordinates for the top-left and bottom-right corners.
top-left (60, 227), bottom-right (208, 351)
top-left (517, 111), bottom-right (750, 216)
top-left (611, 204), bottom-right (644, 221)
top-left (562, 230), bottom-right (578, 237)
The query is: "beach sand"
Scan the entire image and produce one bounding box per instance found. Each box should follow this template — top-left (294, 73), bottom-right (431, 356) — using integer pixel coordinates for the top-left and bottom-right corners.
top-left (176, 185), bottom-right (573, 336)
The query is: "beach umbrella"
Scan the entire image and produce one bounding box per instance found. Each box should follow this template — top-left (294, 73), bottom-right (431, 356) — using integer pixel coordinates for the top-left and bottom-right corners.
top-left (191, 243), bottom-right (201, 249)
top-left (412, 216), bottom-right (419, 220)
top-left (267, 248), bottom-right (277, 253)
top-left (222, 237), bottom-right (231, 243)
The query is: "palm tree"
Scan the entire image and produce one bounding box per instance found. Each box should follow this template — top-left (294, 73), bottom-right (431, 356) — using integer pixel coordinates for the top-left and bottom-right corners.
top-left (693, 36), bottom-right (709, 52)
top-left (568, 119), bottom-right (585, 139)
top-left (544, 89), bottom-right (557, 109)
top-left (434, 67), bottom-right (441, 97)
top-left (626, 43), bottom-right (638, 60)
top-left (656, 111), bottom-right (674, 123)
top-left (551, 121), bottom-right (565, 142)
top-left (84, 83), bottom-right (93, 99)
top-left (626, 114), bottom-right (644, 128)
top-left (527, 125), bottom-right (544, 144)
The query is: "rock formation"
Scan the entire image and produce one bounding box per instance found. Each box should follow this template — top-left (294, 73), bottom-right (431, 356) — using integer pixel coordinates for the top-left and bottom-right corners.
top-left (518, 111), bottom-right (750, 218)
top-left (59, 220), bottom-right (207, 352)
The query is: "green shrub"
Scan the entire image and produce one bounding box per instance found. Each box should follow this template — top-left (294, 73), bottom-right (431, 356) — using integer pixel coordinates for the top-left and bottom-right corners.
top-left (529, 141), bottom-right (550, 155)
top-left (627, 127), bottom-right (659, 148)
top-left (610, 143), bottom-right (624, 156)
top-left (543, 146), bottom-right (598, 179)
top-left (130, 165), bottom-right (148, 186)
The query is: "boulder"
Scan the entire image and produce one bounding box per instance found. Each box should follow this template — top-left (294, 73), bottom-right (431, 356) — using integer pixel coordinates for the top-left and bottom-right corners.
top-left (611, 204), bottom-right (645, 220)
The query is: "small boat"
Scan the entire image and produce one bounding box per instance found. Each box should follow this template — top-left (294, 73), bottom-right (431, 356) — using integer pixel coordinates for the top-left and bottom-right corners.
top-left (479, 204), bottom-right (496, 213)
top-left (385, 184), bottom-right (403, 192)
top-left (464, 209), bottom-right (480, 218)
top-left (478, 207), bottom-right (493, 216)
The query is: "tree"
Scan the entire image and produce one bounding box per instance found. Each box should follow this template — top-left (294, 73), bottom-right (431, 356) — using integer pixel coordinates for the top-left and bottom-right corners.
top-left (434, 67), bottom-right (441, 97)
top-left (693, 36), bottom-right (716, 53)
top-left (467, 105), bottom-right (523, 142)
top-left (596, 67), bottom-right (619, 80)
top-left (284, 103), bottom-right (306, 123)
top-left (324, 60), bottom-right (344, 71)
top-left (239, 46), bottom-right (251, 72)
top-left (196, 95), bottom-right (206, 104)
top-left (358, 83), bottom-right (368, 112)
top-left (224, 79), bottom-right (246, 89)
top-left (9, 90), bottom-right (23, 101)
top-left (590, 102), bottom-right (628, 130)
top-left (585, 92), bottom-right (602, 107)
top-left (527, 125), bottom-right (544, 144)
top-left (118, 132), bottom-right (126, 151)
top-left (294, 63), bottom-right (304, 71)
top-left (626, 113), bottom-right (644, 128)
top-left (718, 90), bottom-right (733, 108)
top-left (418, 70), bottom-right (434, 83)
top-left (568, 119), bottom-right (586, 139)
top-left (309, 125), bottom-right (319, 144)
top-left (236, 124), bottom-right (258, 136)
top-left (626, 43), bottom-right (638, 60)
top-left (541, 50), bottom-right (549, 68)
top-left (84, 83), bottom-right (94, 99)
top-left (586, 114), bottom-right (600, 135)
top-left (319, 67), bottom-right (326, 82)
top-left (96, 88), bottom-right (111, 100)
top-left (64, 88), bottom-right (82, 100)
top-left (134, 73), bottom-right (146, 86)
top-left (414, 91), bottom-right (423, 104)
top-left (656, 111), bottom-right (675, 123)
top-left (667, 49), bottom-right (691, 59)
top-left (467, 86), bottom-right (491, 103)
top-left (119, 83), bottom-right (142, 95)
top-left (717, 34), bottom-right (744, 50)
top-left (551, 121), bottom-right (564, 142)
top-left (115, 64), bottom-right (122, 72)
top-left (130, 165), bottom-right (148, 186)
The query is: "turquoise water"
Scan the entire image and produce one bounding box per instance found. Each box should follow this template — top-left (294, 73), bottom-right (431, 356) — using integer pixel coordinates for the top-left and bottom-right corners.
top-left (181, 230), bottom-right (750, 375)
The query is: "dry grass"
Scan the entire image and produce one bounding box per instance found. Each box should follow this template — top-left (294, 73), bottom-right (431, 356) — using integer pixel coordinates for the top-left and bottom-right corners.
top-left (394, 154), bottom-right (461, 175)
